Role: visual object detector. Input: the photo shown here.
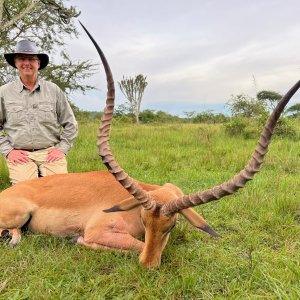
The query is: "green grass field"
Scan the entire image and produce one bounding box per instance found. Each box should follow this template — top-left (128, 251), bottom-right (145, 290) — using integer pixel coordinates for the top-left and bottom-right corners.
top-left (0, 121), bottom-right (299, 299)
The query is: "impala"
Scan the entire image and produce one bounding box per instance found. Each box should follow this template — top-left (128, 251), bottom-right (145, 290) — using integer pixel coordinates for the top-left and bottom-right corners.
top-left (0, 23), bottom-right (299, 268)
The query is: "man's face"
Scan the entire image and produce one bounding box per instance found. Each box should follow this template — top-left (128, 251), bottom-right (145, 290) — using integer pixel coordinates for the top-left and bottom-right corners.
top-left (14, 54), bottom-right (40, 78)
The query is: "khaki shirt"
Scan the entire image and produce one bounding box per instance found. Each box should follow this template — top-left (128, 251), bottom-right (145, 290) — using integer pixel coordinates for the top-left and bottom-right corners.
top-left (0, 77), bottom-right (78, 157)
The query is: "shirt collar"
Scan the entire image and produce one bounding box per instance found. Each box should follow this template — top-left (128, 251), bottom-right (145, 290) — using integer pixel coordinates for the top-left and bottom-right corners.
top-left (17, 77), bottom-right (41, 93)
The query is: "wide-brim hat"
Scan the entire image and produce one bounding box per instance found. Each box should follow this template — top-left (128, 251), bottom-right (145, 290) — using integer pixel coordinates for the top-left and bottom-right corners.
top-left (4, 40), bottom-right (49, 70)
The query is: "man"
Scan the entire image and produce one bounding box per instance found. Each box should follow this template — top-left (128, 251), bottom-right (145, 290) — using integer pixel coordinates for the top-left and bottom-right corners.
top-left (0, 39), bottom-right (78, 185)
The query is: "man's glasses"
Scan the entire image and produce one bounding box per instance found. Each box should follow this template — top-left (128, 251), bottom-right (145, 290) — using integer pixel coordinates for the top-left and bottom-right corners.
top-left (15, 56), bottom-right (40, 62)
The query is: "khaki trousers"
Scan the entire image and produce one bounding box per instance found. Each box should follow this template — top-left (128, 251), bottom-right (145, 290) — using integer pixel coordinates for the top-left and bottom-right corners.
top-left (6, 147), bottom-right (68, 185)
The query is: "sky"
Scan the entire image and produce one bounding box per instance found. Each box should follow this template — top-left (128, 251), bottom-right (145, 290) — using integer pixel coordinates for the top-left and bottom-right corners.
top-left (65, 0), bottom-right (300, 116)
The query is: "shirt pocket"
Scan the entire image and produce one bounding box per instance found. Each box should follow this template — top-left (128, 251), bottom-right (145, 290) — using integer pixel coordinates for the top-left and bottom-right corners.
top-left (38, 103), bottom-right (57, 123)
top-left (6, 105), bottom-right (25, 125)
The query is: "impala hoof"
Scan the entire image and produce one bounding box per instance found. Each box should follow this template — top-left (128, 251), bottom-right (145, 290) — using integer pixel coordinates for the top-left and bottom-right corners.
top-left (68, 236), bottom-right (80, 244)
top-left (1, 230), bottom-right (10, 238)
top-left (0, 230), bottom-right (12, 246)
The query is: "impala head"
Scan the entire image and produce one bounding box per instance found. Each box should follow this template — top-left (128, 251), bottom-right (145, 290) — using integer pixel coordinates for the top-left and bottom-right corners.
top-left (80, 22), bottom-right (300, 268)
top-left (104, 183), bottom-right (219, 268)
top-left (138, 184), bottom-right (181, 267)
top-left (139, 200), bottom-right (177, 268)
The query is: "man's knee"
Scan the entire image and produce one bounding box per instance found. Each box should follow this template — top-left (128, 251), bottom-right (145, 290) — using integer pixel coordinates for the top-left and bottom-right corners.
top-left (6, 161), bottom-right (38, 185)
top-left (39, 157), bottom-right (68, 177)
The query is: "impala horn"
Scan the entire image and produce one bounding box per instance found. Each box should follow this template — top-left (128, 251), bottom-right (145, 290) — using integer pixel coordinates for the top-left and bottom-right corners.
top-left (79, 22), bottom-right (157, 211)
top-left (161, 80), bottom-right (300, 216)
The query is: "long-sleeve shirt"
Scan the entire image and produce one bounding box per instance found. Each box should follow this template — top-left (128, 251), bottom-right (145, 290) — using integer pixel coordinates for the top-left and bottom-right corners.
top-left (0, 77), bottom-right (78, 157)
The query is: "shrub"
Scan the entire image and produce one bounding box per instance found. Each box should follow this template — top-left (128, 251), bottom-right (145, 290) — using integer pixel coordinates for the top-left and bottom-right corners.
top-left (225, 116), bottom-right (299, 140)
top-left (192, 111), bottom-right (228, 124)
top-left (274, 118), bottom-right (298, 140)
top-left (224, 117), bottom-right (249, 136)
top-left (139, 109), bottom-right (180, 123)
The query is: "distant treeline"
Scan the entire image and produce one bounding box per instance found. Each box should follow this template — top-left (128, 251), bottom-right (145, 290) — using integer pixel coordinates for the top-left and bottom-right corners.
top-left (74, 108), bottom-right (228, 124)
top-left (73, 105), bottom-right (300, 140)
top-left (72, 89), bottom-right (300, 127)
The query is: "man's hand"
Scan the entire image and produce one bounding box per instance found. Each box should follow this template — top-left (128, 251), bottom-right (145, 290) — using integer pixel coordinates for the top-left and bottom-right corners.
top-left (47, 147), bottom-right (65, 162)
top-left (7, 150), bottom-right (31, 165)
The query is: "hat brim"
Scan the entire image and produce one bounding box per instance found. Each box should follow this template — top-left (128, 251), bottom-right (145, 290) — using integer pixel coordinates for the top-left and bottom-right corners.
top-left (4, 53), bottom-right (49, 70)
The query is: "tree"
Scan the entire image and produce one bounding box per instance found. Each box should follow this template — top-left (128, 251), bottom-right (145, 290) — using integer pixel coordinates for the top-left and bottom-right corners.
top-left (285, 103), bottom-right (300, 117)
top-left (183, 111), bottom-right (196, 121)
top-left (192, 110), bottom-right (227, 124)
top-left (139, 109), bottom-right (180, 123)
top-left (226, 94), bottom-right (266, 118)
top-left (257, 90), bottom-right (282, 111)
top-left (118, 74), bottom-right (148, 123)
top-left (113, 103), bottom-right (130, 118)
top-left (0, 0), bottom-right (96, 94)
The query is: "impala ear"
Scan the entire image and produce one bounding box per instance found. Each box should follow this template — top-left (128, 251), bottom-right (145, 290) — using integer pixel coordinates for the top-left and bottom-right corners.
top-left (180, 208), bottom-right (221, 238)
top-left (103, 197), bottom-right (141, 213)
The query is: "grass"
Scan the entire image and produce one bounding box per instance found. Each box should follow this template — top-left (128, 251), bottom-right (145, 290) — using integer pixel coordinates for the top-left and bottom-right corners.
top-left (0, 121), bottom-right (299, 299)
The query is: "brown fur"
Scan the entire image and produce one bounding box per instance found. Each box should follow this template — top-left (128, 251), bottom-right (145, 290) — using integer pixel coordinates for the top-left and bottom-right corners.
top-left (0, 170), bottom-right (216, 268)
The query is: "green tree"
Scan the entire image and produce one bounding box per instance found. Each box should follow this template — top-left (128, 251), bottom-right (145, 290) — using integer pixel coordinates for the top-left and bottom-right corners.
top-left (183, 111), bottom-right (196, 122)
top-left (226, 94), bottom-right (266, 118)
top-left (257, 90), bottom-right (282, 111)
top-left (113, 103), bottom-right (130, 118)
top-left (192, 110), bottom-right (227, 124)
top-left (139, 109), bottom-right (180, 123)
top-left (285, 103), bottom-right (300, 117)
top-left (0, 0), bottom-right (96, 94)
top-left (118, 74), bottom-right (148, 123)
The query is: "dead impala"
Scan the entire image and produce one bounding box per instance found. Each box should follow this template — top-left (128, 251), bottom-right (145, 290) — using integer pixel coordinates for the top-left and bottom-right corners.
top-left (0, 23), bottom-right (300, 268)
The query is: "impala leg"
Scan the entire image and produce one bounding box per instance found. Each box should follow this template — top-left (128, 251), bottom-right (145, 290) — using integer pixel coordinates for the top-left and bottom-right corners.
top-left (77, 232), bottom-right (144, 253)
top-left (77, 217), bottom-right (144, 252)
top-left (8, 228), bottom-right (22, 248)
top-left (0, 198), bottom-right (32, 248)
top-left (76, 236), bottom-right (130, 252)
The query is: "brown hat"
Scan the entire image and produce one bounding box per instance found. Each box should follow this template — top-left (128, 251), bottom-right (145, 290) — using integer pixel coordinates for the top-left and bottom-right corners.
top-left (4, 40), bottom-right (49, 70)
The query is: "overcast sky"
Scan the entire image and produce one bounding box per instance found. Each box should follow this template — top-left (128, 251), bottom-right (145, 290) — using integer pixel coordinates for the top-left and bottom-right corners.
top-left (65, 0), bottom-right (300, 115)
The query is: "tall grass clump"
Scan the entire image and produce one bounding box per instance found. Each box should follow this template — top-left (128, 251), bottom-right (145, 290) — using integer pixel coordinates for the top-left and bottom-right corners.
top-left (225, 116), bottom-right (299, 140)
top-left (0, 122), bottom-right (299, 299)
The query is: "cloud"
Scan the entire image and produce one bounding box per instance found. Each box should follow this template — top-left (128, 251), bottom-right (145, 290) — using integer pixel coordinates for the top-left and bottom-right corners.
top-left (67, 0), bottom-right (300, 114)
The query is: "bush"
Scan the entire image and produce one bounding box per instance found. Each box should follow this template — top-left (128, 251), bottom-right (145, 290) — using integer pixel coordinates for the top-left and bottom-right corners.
top-left (139, 109), bottom-right (180, 123)
top-left (192, 111), bottom-right (228, 124)
top-left (224, 117), bottom-right (249, 136)
top-left (274, 118), bottom-right (298, 140)
top-left (224, 116), bottom-right (299, 140)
